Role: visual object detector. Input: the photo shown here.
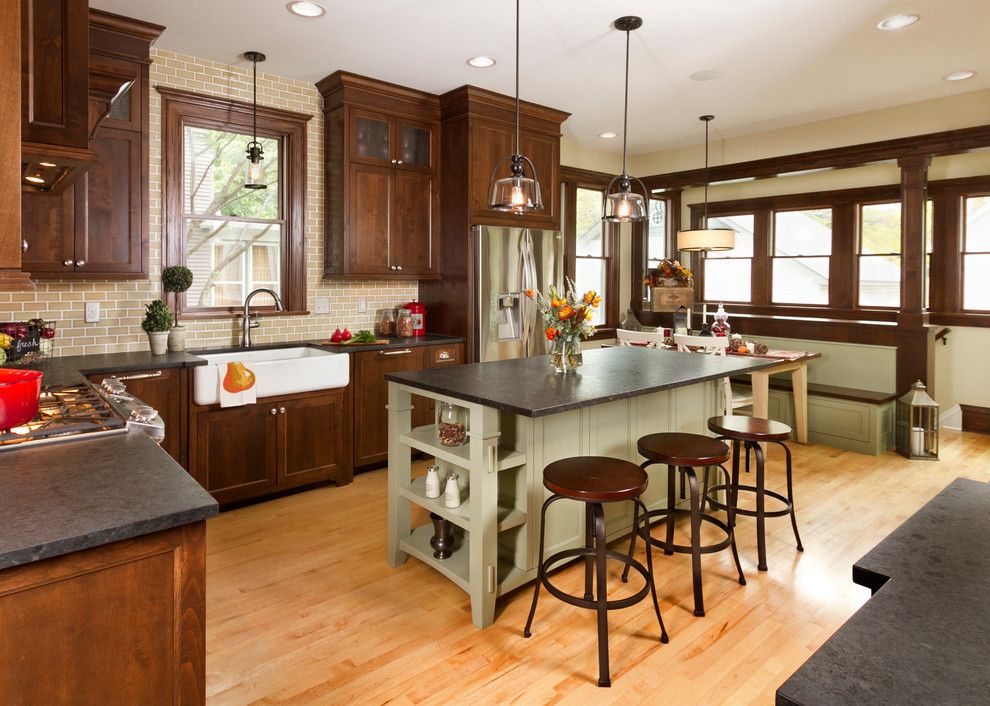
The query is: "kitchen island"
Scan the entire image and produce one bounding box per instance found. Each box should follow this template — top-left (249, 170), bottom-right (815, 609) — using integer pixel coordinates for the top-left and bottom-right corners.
top-left (385, 346), bottom-right (777, 627)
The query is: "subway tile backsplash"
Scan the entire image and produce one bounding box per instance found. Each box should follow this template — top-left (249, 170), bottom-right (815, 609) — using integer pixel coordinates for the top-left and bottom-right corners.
top-left (5, 50), bottom-right (417, 356)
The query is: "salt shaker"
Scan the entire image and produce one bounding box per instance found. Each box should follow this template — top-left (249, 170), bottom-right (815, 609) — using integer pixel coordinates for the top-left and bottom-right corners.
top-left (424, 465), bottom-right (441, 499)
top-left (444, 472), bottom-right (461, 508)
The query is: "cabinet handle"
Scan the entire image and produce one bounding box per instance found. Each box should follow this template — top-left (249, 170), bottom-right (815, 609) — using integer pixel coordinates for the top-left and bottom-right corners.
top-left (389, 265), bottom-right (396, 271)
top-left (270, 408), bottom-right (278, 415)
top-left (438, 351), bottom-right (451, 360)
top-left (279, 407), bottom-right (286, 414)
top-left (381, 348), bottom-right (412, 356)
top-left (63, 259), bottom-right (73, 267)
top-left (76, 260), bottom-right (86, 267)
top-left (111, 370), bottom-right (164, 382)
top-left (21, 240), bottom-right (28, 253)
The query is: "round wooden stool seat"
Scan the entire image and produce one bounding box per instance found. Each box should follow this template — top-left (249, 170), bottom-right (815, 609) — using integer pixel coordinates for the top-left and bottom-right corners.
top-left (543, 456), bottom-right (647, 503)
top-left (637, 432), bottom-right (730, 466)
top-left (707, 415), bottom-right (791, 442)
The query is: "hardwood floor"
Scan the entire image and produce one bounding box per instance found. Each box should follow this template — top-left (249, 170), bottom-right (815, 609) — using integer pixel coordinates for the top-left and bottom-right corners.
top-left (205, 431), bottom-right (990, 704)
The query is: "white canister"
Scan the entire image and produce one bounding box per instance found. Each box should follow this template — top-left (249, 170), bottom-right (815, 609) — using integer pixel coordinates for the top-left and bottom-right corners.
top-left (424, 465), bottom-right (442, 499)
top-left (444, 473), bottom-right (461, 508)
top-left (910, 427), bottom-right (925, 456)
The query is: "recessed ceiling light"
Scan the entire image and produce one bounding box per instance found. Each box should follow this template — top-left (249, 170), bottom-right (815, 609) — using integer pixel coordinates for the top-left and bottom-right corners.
top-left (877, 14), bottom-right (919, 31)
top-left (467, 56), bottom-right (496, 68)
top-left (689, 70), bottom-right (722, 82)
top-left (599, 131), bottom-right (618, 139)
top-left (944, 70), bottom-right (976, 81)
top-left (286, 1), bottom-right (326, 18)
top-left (38, 162), bottom-right (56, 168)
top-left (25, 175), bottom-right (45, 184)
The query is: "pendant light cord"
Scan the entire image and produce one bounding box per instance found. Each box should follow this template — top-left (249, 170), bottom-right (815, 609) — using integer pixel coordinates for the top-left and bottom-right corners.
top-left (514, 0), bottom-right (520, 158)
top-left (252, 56), bottom-right (258, 146)
top-left (621, 27), bottom-right (630, 178)
top-left (703, 118), bottom-right (710, 223)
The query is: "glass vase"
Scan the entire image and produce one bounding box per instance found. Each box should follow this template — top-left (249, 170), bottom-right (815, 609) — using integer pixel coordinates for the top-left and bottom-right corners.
top-left (550, 335), bottom-right (583, 374)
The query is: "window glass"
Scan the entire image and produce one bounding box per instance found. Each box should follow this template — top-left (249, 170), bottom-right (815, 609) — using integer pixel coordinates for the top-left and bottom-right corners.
top-left (646, 199), bottom-right (667, 266)
top-left (859, 202), bottom-right (901, 308)
top-left (575, 188), bottom-right (604, 257)
top-left (181, 126), bottom-right (282, 309)
top-left (706, 214), bottom-right (755, 258)
top-left (964, 195), bottom-right (990, 310)
top-left (772, 209), bottom-right (832, 304)
top-left (575, 258), bottom-right (606, 325)
top-left (702, 213), bottom-right (754, 302)
top-left (774, 209), bottom-right (832, 256)
top-left (772, 257), bottom-right (830, 304)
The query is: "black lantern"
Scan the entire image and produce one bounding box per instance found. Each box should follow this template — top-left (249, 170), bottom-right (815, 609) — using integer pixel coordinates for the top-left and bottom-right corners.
top-left (895, 380), bottom-right (939, 460)
top-left (602, 16), bottom-right (648, 223)
top-left (243, 51), bottom-right (267, 190)
top-left (487, 0), bottom-right (543, 214)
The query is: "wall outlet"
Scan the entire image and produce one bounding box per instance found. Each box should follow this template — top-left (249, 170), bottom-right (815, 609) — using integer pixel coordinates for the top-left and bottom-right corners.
top-left (357, 297), bottom-right (367, 313)
top-left (84, 301), bottom-right (100, 323)
top-left (314, 296), bottom-right (331, 315)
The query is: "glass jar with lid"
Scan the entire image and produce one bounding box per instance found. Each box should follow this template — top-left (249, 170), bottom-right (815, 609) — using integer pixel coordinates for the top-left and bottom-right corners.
top-left (396, 309), bottom-right (415, 337)
top-left (436, 402), bottom-right (468, 447)
top-left (379, 308), bottom-right (396, 337)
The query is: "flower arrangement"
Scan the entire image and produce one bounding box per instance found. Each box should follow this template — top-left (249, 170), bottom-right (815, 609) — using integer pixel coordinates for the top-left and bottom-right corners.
top-left (644, 259), bottom-right (693, 287)
top-left (525, 278), bottom-right (601, 372)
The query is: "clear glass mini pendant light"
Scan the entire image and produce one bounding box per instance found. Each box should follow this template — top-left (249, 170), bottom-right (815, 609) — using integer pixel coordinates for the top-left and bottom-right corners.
top-left (487, 0), bottom-right (543, 213)
top-left (244, 51), bottom-right (268, 190)
top-left (603, 16), bottom-right (647, 223)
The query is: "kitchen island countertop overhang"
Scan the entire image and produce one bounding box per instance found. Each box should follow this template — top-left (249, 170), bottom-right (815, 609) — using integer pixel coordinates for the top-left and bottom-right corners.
top-left (385, 346), bottom-right (779, 417)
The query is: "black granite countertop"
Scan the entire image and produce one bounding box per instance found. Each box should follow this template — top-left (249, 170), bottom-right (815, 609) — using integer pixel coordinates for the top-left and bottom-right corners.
top-left (0, 431), bottom-right (218, 570)
top-left (385, 346), bottom-right (777, 417)
top-left (776, 477), bottom-right (990, 706)
top-left (28, 333), bottom-right (464, 387)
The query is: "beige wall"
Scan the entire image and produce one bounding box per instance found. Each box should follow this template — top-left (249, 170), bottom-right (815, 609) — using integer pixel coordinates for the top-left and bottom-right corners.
top-left (3, 50), bottom-right (417, 357)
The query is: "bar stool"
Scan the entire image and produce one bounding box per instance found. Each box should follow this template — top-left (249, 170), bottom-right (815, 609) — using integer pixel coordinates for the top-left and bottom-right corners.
top-left (705, 415), bottom-right (804, 572)
top-left (623, 433), bottom-right (746, 617)
top-left (524, 456), bottom-right (668, 688)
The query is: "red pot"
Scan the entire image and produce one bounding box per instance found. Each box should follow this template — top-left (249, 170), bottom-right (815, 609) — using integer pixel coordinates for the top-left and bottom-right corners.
top-left (403, 301), bottom-right (426, 336)
top-left (0, 369), bottom-right (43, 430)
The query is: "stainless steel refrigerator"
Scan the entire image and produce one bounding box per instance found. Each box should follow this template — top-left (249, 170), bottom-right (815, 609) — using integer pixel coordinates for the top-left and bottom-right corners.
top-left (474, 225), bottom-right (563, 363)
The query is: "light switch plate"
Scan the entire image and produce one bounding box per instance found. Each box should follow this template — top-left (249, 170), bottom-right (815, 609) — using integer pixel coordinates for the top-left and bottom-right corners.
top-left (314, 296), bottom-right (331, 314)
top-left (84, 301), bottom-right (100, 323)
top-left (357, 298), bottom-right (367, 313)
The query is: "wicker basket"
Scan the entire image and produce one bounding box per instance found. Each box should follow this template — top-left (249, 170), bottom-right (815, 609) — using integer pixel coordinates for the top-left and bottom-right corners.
top-left (650, 286), bottom-right (694, 312)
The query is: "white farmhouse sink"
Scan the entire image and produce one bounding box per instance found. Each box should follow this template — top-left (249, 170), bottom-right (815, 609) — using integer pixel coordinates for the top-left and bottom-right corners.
top-left (193, 346), bottom-right (349, 406)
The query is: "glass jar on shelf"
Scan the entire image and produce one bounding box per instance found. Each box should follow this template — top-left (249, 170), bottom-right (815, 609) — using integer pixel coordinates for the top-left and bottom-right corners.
top-left (436, 401), bottom-right (468, 447)
top-left (379, 309), bottom-right (396, 337)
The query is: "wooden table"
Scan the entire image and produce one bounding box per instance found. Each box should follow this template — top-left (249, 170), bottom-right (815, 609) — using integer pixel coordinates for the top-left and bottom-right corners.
top-left (732, 350), bottom-right (821, 444)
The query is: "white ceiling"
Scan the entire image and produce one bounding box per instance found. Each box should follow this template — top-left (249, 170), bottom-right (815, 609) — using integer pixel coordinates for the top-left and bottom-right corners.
top-left (91, 0), bottom-right (989, 154)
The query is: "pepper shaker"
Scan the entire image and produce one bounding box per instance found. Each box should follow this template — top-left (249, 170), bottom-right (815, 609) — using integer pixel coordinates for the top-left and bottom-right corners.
top-left (444, 472), bottom-right (461, 508)
top-left (424, 465), bottom-right (441, 499)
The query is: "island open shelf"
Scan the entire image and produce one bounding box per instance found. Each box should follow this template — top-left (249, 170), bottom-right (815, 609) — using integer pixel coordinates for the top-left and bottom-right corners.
top-left (386, 347), bottom-right (778, 628)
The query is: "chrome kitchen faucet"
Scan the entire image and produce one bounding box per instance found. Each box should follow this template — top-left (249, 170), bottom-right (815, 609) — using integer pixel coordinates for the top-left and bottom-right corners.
top-left (242, 288), bottom-right (284, 347)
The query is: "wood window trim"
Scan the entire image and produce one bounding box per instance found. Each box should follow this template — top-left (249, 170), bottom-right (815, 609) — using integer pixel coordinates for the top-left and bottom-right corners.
top-left (158, 86), bottom-right (312, 318)
top-left (960, 190), bottom-right (990, 314)
top-left (560, 166), bottom-right (622, 338)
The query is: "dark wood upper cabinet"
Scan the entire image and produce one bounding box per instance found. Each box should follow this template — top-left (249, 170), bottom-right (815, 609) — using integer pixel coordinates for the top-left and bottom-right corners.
top-left (318, 71), bottom-right (441, 280)
top-left (20, 10), bottom-right (161, 278)
top-left (21, 0), bottom-right (90, 148)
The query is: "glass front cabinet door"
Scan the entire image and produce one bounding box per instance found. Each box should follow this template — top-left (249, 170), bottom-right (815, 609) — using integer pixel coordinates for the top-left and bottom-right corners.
top-left (396, 119), bottom-right (434, 171)
top-left (351, 110), bottom-right (391, 165)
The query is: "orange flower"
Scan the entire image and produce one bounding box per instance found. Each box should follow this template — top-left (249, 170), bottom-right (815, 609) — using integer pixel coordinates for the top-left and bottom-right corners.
top-left (524, 288), bottom-right (535, 299)
top-left (592, 295), bottom-right (602, 307)
top-left (550, 298), bottom-right (561, 308)
top-left (583, 291), bottom-right (596, 304)
top-left (545, 327), bottom-right (558, 341)
top-left (557, 305), bottom-right (574, 320)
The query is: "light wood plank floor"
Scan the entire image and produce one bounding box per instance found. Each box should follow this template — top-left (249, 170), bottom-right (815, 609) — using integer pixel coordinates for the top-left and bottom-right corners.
top-left (205, 431), bottom-right (990, 705)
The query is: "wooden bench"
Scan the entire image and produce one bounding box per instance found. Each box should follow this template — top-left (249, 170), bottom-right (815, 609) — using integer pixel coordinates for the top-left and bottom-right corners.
top-left (730, 377), bottom-right (897, 456)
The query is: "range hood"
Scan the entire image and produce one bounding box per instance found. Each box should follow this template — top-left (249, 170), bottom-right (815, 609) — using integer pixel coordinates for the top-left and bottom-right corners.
top-left (20, 0), bottom-right (131, 194)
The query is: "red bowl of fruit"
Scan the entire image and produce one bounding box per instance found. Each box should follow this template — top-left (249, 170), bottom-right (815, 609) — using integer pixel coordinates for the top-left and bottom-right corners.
top-left (0, 368), bottom-right (43, 430)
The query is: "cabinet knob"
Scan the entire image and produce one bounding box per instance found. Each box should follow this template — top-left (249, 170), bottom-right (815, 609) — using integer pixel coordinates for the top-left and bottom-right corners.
top-left (63, 259), bottom-right (73, 267)
top-left (21, 240), bottom-right (28, 253)
top-left (279, 407), bottom-right (286, 415)
top-left (75, 260), bottom-right (85, 267)
top-left (270, 408), bottom-right (278, 415)
top-left (396, 160), bottom-right (404, 165)
top-left (395, 265), bottom-right (403, 271)
top-left (390, 159), bottom-right (397, 164)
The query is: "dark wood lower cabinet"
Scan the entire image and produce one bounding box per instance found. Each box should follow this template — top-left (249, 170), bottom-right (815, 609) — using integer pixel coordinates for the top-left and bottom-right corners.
top-left (352, 342), bottom-right (464, 469)
top-left (87, 367), bottom-right (187, 467)
top-left (0, 522), bottom-right (207, 705)
top-left (189, 387), bottom-right (350, 505)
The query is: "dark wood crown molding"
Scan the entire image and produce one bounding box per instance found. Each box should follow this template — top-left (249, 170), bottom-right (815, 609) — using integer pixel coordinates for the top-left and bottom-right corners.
top-left (155, 86), bottom-right (314, 125)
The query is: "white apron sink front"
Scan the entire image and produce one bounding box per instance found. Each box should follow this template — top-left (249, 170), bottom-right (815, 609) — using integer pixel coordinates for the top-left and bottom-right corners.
top-left (193, 346), bottom-right (349, 406)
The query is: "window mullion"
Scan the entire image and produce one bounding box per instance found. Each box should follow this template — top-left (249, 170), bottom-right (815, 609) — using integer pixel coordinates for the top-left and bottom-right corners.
top-left (752, 209), bottom-right (771, 305)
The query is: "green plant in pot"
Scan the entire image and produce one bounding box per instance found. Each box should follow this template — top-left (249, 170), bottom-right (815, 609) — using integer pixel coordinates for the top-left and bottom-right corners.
top-left (162, 265), bottom-right (193, 352)
top-left (142, 299), bottom-right (174, 356)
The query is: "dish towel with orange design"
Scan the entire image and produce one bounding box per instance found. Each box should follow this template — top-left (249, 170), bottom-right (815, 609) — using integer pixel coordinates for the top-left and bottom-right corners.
top-left (217, 361), bottom-right (257, 408)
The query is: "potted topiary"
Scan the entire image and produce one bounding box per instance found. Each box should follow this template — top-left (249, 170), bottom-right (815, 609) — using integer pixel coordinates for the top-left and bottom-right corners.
top-left (162, 265), bottom-right (193, 352)
top-left (142, 299), bottom-right (173, 355)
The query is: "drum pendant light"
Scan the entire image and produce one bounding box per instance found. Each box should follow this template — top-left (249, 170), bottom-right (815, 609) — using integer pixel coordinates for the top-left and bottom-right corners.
top-left (603, 16), bottom-right (647, 223)
top-left (487, 0), bottom-right (543, 214)
top-left (244, 51), bottom-right (268, 190)
top-left (676, 115), bottom-right (735, 251)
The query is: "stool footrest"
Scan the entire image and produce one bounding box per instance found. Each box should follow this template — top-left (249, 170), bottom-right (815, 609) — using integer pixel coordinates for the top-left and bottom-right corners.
top-left (540, 547), bottom-right (652, 612)
top-left (705, 483), bottom-right (793, 518)
top-left (637, 508), bottom-right (735, 555)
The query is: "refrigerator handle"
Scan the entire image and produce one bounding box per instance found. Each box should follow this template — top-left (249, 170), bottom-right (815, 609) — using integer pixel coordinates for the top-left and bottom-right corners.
top-left (519, 230), bottom-right (539, 358)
